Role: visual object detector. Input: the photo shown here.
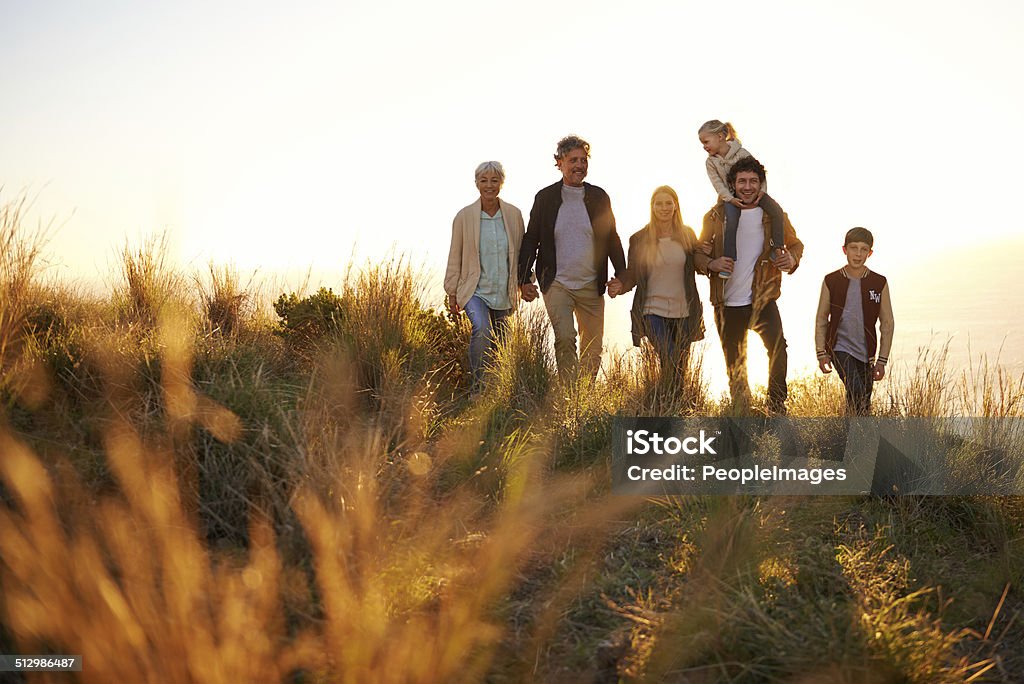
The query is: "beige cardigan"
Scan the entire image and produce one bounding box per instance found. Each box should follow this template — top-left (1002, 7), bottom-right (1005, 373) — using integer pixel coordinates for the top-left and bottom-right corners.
top-left (444, 198), bottom-right (525, 309)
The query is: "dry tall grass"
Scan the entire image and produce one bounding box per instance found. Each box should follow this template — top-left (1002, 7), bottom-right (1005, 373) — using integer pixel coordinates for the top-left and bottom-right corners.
top-left (113, 232), bottom-right (190, 328)
top-left (196, 263), bottom-right (253, 337)
top-left (1, 205), bottom-right (1022, 682)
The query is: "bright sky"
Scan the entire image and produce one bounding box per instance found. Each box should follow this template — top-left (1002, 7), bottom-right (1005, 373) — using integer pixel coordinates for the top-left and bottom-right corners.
top-left (4, 0), bottom-right (1024, 393)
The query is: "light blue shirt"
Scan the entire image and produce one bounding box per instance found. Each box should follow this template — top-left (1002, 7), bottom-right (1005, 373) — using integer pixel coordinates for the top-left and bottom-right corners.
top-left (474, 209), bottom-right (511, 310)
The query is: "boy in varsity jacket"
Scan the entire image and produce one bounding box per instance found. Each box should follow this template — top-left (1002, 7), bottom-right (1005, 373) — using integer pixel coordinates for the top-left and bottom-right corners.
top-left (815, 227), bottom-right (894, 415)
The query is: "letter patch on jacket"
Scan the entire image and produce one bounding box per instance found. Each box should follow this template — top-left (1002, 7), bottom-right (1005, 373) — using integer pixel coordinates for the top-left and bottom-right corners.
top-left (869, 289), bottom-right (881, 304)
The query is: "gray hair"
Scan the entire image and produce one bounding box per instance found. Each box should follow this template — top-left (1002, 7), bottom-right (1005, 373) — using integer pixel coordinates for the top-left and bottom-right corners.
top-left (474, 161), bottom-right (505, 182)
top-left (553, 135), bottom-right (591, 161)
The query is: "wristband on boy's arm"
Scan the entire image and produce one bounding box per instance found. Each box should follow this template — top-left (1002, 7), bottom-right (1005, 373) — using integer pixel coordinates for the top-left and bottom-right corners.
top-left (876, 356), bottom-right (889, 365)
top-left (816, 350), bottom-right (829, 360)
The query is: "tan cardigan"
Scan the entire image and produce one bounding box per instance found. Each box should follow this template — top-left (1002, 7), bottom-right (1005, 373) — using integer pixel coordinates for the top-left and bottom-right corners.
top-left (444, 198), bottom-right (525, 309)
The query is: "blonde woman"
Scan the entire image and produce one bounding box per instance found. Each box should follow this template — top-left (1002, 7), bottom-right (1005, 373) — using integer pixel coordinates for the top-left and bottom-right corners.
top-left (444, 161), bottom-right (526, 390)
top-left (608, 186), bottom-right (704, 381)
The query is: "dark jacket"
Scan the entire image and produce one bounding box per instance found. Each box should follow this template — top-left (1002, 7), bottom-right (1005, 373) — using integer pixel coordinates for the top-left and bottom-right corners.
top-left (620, 224), bottom-right (705, 347)
top-left (517, 181), bottom-right (626, 295)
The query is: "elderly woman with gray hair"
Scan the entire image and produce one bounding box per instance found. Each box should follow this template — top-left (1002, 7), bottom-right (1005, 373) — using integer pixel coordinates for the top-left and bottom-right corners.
top-left (445, 161), bottom-right (526, 391)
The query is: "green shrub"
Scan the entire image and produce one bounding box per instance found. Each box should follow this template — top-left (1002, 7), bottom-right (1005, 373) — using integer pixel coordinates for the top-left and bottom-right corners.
top-left (273, 286), bottom-right (346, 344)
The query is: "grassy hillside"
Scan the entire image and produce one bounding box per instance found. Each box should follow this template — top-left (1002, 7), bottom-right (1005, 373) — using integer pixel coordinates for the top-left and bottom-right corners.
top-left (1, 208), bottom-right (1022, 682)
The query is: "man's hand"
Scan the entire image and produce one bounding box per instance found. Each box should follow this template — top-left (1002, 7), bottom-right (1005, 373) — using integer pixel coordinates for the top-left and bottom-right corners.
top-left (708, 256), bottom-right (735, 273)
top-left (447, 293), bottom-right (460, 315)
top-left (819, 358), bottom-right (832, 374)
top-left (774, 250), bottom-right (796, 273)
top-left (606, 277), bottom-right (623, 298)
top-left (519, 283), bottom-right (539, 302)
top-left (873, 362), bottom-right (886, 381)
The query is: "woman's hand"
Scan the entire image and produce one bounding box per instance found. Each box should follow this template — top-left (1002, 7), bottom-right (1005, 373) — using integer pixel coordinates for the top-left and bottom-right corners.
top-left (447, 293), bottom-right (460, 315)
top-left (729, 198), bottom-right (745, 208)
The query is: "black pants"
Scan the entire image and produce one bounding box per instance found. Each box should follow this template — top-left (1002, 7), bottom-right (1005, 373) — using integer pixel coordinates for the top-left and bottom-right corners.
top-left (832, 350), bottom-right (873, 415)
top-left (715, 301), bottom-right (788, 413)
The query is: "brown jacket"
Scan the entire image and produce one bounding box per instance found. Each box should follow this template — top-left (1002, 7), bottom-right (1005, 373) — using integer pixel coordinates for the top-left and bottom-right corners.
top-left (694, 203), bottom-right (804, 310)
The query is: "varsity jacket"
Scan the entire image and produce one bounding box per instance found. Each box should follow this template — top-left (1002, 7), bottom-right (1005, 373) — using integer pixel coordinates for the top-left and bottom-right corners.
top-left (517, 181), bottom-right (626, 296)
top-left (814, 267), bottom-right (894, 365)
top-left (693, 203), bottom-right (804, 310)
top-left (619, 224), bottom-right (705, 346)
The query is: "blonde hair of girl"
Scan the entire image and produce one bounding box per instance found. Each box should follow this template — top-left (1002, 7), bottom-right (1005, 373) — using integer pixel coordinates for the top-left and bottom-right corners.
top-left (647, 185), bottom-right (695, 252)
top-left (697, 119), bottom-right (741, 146)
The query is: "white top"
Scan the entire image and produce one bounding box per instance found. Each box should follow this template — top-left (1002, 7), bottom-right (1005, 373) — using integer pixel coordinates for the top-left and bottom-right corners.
top-left (643, 238), bottom-right (688, 318)
top-left (723, 207), bottom-right (764, 307)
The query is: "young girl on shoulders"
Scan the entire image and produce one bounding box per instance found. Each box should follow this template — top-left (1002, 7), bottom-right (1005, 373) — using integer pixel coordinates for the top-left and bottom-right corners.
top-left (698, 119), bottom-right (785, 278)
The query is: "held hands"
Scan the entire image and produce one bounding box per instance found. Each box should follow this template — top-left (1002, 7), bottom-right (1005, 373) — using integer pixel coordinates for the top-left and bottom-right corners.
top-left (519, 283), bottom-right (539, 302)
top-left (606, 277), bottom-right (623, 298)
top-left (873, 362), bottom-right (886, 381)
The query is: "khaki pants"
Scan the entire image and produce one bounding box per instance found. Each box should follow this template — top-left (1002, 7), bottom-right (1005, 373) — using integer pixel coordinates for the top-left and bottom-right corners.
top-left (543, 280), bottom-right (604, 381)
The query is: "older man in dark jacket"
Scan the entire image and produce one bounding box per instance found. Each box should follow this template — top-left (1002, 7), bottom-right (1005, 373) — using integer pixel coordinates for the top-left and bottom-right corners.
top-left (518, 135), bottom-right (626, 381)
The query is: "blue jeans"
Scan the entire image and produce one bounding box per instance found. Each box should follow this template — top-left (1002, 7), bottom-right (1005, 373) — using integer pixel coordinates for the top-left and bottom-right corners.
top-left (643, 314), bottom-right (693, 381)
top-left (464, 296), bottom-right (511, 389)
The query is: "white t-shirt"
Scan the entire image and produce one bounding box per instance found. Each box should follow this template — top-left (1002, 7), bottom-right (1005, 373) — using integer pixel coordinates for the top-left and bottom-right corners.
top-left (723, 208), bottom-right (764, 307)
top-left (643, 238), bottom-right (688, 318)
